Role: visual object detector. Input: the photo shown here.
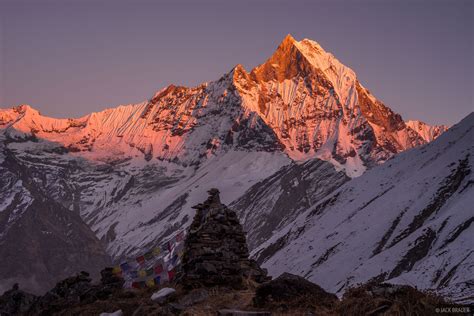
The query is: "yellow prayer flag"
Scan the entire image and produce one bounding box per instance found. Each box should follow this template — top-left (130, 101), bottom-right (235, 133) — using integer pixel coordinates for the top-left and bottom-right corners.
top-left (112, 266), bottom-right (121, 274)
top-left (138, 269), bottom-right (147, 278)
top-left (152, 247), bottom-right (161, 256)
top-left (146, 278), bottom-right (155, 288)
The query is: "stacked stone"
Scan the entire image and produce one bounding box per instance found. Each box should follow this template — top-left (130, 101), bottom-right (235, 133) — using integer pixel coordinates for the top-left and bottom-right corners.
top-left (179, 188), bottom-right (270, 289)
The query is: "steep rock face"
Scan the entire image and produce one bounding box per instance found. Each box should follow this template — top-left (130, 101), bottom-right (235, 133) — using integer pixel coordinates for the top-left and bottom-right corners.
top-left (232, 35), bottom-right (429, 176)
top-left (253, 113), bottom-right (474, 302)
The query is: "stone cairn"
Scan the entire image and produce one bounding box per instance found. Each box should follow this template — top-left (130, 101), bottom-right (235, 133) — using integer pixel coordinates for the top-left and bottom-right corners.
top-left (178, 188), bottom-right (270, 289)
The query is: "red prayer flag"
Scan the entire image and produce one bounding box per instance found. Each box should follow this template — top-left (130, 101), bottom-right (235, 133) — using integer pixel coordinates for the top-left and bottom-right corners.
top-left (154, 264), bottom-right (163, 275)
top-left (168, 269), bottom-right (176, 281)
top-left (136, 255), bottom-right (145, 265)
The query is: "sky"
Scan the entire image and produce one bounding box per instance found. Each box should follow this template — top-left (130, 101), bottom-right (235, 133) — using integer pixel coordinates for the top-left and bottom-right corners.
top-left (0, 0), bottom-right (472, 125)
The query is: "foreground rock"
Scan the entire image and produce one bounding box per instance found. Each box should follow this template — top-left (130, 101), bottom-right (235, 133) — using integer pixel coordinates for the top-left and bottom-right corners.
top-left (0, 284), bottom-right (37, 316)
top-left (336, 282), bottom-right (448, 315)
top-left (254, 273), bottom-right (338, 311)
top-left (0, 269), bottom-right (455, 315)
top-left (178, 188), bottom-right (270, 289)
top-left (0, 268), bottom-right (127, 315)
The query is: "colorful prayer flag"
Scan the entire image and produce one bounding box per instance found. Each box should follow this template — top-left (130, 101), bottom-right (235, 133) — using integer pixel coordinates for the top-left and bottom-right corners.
top-left (146, 278), bottom-right (155, 288)
top-left (169, 254), bottom-right (179, 267)
top-left (154, 276), bottom-right (161, 285)
top-left (129, 270), bottom-right (138, 278)
top-left (146, 268), bottom-right (154, 276)
top-left (120, 262), bottom-right (131, 271)
top-left (152, 247), bottom-right (161, 256)
top-left (144, 251), bottom-right (154, 261)
top-left (154, 264), bottom-right (163, 275)
top-left (136, 255), bottom-right (145, 265)
top-left (112, 266), bottom-right (121, 274)
top-left (168, 268), bottom-right (176, 281)
top-left (138, 269), bottom-right (147, 278)
top-left (131, 281), bottom-right (141, 289)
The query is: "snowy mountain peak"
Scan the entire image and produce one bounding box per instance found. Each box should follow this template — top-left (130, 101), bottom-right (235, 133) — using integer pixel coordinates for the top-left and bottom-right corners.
top-left (282, 33), bottom-right (297, 44)
top-left (0, 35), bottom-right (447, 177)
top-left (250, 34), bottom-right (315, 83)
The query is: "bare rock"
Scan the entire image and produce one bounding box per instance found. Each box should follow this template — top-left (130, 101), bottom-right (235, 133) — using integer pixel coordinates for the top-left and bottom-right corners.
top-left (0, 283), bottom-right (38, 316)
top-left (253, 273), bottom-right (337, 309)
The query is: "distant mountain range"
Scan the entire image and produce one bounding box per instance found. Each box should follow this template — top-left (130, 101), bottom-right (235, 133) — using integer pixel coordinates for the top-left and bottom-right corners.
top-left (2, 35), bottom-right (466, 301)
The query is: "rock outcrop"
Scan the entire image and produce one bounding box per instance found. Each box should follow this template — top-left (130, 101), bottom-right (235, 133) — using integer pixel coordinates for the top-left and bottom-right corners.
top-left (0, 284), bottom-right (37, 316)
top-left (178, 188), bottom-right (270, 289)
top-left (0, 269), bottom-right (126, 315)
top-left (253, 273), bottom-right (338, 310)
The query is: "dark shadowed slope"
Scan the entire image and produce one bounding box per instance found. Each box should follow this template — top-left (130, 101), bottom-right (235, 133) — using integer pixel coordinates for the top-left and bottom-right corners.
top-left (0, 134), bottom-right (111, 294)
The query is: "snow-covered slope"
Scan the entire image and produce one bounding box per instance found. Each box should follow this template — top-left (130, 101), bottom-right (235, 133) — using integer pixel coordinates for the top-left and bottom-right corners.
top-left (251, 112), bottom-right (474, 302)
top-left (231, 159), bottom-right (349, 250)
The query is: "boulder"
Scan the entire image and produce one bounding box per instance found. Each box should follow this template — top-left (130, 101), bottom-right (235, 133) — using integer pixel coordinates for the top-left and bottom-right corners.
top-left (27, 268), bottom-right (125, 314)
top-left (0, 283), bottom-right (38, 316)
top-left (253, 273), bottom-right (338, 309)
top-left (337, 282), bottom-right (446, 315)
